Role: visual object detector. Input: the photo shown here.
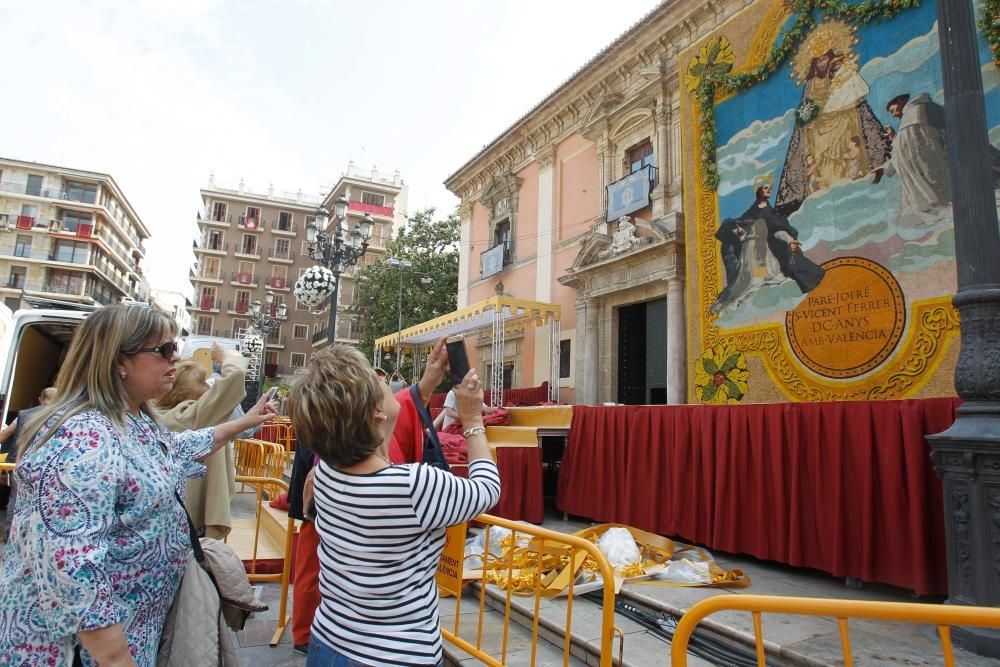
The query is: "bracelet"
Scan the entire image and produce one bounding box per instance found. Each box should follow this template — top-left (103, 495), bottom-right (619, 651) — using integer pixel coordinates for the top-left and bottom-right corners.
top-left (463, 426), bottom-right (487, 438)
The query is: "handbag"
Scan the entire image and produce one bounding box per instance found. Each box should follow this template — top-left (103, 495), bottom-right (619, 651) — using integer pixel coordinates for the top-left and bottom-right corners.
top-left (409, 384), bottom-right (450, 472)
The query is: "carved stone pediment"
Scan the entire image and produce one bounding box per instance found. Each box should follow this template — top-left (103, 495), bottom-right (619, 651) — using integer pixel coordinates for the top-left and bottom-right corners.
top-left (570, 232), bottom-right (612, 271)
top-left (598, 216), bottom-right (649, 259)
top-left (480, 173), bottom-right (523, 208)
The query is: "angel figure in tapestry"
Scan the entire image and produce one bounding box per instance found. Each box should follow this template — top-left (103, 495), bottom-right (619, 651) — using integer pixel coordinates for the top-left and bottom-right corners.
top-left (774, 20), bottom-right (891, 216)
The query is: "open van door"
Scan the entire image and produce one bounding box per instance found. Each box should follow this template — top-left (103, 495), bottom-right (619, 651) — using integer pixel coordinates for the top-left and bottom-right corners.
top-left (0, 303), bottom-right (14, 422)
top-left (0, 308), bottom-right (88, 426)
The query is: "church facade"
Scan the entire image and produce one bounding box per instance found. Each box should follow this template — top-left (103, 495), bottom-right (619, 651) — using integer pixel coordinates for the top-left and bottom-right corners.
top-left (444, 0), bottom-right (1000, 405)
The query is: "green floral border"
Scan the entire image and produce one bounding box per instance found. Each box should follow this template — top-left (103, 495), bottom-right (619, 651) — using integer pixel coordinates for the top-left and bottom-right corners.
top-left (694, 0), bottom-right (921, 190)
top-left (981, 0), bottom-right (1000, 69)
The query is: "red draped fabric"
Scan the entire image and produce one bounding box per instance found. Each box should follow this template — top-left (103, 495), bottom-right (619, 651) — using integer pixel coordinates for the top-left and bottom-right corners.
top-left (557, 398), bottom-right (957, 595)
top-left (428, 383), bottom-right (551, 410)
top-left (450, 448), bottom-right (543, 523)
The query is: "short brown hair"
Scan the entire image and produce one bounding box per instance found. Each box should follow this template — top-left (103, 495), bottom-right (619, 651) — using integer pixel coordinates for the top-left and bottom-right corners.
top-left (155, 360), bottom-right (208, 410)
top-left (288, 345), bottom-right (383, 468)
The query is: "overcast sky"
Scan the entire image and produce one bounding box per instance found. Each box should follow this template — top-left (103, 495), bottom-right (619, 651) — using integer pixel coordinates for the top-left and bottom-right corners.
top-left (1, 0), bottom-right (658, 294)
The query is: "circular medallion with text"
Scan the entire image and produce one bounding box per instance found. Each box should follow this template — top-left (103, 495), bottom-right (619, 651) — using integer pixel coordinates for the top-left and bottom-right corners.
top-left (785, 257), bottom-right (906, 379)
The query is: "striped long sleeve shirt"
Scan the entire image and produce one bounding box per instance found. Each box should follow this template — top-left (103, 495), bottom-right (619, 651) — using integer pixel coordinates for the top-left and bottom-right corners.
top-left (311, 458), bottom-right (501, 665)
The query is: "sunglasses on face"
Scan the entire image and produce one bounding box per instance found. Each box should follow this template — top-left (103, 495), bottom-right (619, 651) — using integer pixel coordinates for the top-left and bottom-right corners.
top-left (133, 340), bottom-right (179, 360)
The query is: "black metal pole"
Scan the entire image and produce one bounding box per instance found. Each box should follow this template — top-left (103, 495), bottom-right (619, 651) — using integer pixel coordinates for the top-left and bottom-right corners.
top-left (327, 271), bottom-right (340, 347)
top-left (259, 339), bottom-right (267, 399)
top-left (927, 0), bottom-right (1000, 657)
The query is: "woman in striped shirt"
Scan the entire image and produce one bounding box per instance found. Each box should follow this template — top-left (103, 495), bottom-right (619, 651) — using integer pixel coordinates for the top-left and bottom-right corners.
top-left (288, 344), bottom-right (501, 666)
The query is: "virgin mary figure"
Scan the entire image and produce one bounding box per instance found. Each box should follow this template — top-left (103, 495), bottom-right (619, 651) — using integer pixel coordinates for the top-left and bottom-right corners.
top-left (774, 20), bottom-right (890, 216)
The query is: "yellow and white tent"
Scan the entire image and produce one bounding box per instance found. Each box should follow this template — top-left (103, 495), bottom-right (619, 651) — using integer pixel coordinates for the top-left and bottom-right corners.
top-left (374, 295), bottom-right (561, 406)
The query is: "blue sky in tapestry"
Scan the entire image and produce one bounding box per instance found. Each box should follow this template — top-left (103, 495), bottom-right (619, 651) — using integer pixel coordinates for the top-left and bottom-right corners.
top-left (710, 0), bottom-right (1000, 328)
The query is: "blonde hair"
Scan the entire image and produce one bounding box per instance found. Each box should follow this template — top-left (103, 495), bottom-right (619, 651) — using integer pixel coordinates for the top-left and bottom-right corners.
top-left (155, 360), bottom-right (208, 410)
top-left (18, 304), bottom-right (176, 461)
top-left (288, 345), bottom-right (383, 468)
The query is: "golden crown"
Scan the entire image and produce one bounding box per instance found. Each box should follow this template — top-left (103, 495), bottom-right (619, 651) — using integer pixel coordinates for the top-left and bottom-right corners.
top-left (753, 174), bottom-right (775, 190)
top-left (790, 20), bottom-right (859, 85)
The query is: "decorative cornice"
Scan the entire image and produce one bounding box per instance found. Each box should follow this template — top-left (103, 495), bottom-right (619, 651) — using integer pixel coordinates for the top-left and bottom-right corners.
top-left (443, 0), bottom-right (743, 197)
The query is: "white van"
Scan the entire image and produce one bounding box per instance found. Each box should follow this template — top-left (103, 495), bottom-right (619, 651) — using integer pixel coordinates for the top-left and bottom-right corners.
top-left (0, 302), bottom-right (252, 427)
top-left (0, 301), bottom-right (92, 427)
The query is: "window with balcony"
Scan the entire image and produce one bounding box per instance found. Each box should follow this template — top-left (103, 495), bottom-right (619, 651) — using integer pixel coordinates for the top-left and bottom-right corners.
top-left (274, 238), bottom-right (291, 260)
top-left (232, 318), bottom-right (249, 336)
top-left (47, 269), bottom-right (84, 295)
top-left (199, 286), bottom-right (217, 310)
top-left (293, 324), bottom-right (308, 339)
top-left (290, 352), bottom-right (306, 368)
top-left (241, 234), bottom-right (257, 255)
top-left (243, 207), bottom-right (261, 230)
top-left (53, 241), bottom-right (89, 264)
top-left (206, 230), bottom-right (224, 251)
top-left (361, 192), bottom-right (385, 207)
top-left (234, 289), bottom-right (251, 314)
top-left (494, 220), bottom-right (511, 264)
top-left (62, 211), bottom-right (93, 234)
top-left (628, 140), bottom-right (655, 174)
top-left (14, 235), bottom-right (32, 258)
top-left (196, 316), bottom-right (214, 336)
top-left (270, 265), bottom-right (288, 289)
top-left (26, 174), bottom-right (43, 197)
top-left (211, 202), bottom-right (227, 222)
top-left (277, 211), bottom-right (293, 231)
top-left (8, 266), bottom-right (26, 289)
top-left (202, 257), bottom-right (220, 279)
top-left (66, 181), bottom-right (98, 204)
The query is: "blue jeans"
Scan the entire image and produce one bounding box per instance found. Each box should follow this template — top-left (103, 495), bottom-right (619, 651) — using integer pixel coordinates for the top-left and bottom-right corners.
top-left (305, 638), bottom-right (443, 666)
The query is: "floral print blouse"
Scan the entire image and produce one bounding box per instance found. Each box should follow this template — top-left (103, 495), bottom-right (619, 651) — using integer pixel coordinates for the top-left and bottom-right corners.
top-left (0, 408), bottom-right (214, 666)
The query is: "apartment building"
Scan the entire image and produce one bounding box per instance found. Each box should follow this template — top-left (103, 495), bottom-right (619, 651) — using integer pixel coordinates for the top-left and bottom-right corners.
top-left (0, 157), bottom-right (150, 311)
top-left (191, 168), bottom-right (405, 382)
top-left (310, 163), bottom-right (408, 349)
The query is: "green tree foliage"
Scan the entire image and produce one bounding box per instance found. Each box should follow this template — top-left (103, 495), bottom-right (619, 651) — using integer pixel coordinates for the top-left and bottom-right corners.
top-left (354, 208), bottom-right (459, 378)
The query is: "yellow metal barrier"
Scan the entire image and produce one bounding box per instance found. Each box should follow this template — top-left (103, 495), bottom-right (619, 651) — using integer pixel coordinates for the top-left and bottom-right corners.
top-left (233, 475), bottom-right (294, 646)
top-left (670, 595), bottom-right (1000, 667)
top-left (440, 513), bottom-right (617, 667)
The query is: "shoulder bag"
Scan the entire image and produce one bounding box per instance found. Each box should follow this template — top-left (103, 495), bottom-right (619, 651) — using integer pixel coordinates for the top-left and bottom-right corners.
top-left (409, 384), bottom-right (450, 472)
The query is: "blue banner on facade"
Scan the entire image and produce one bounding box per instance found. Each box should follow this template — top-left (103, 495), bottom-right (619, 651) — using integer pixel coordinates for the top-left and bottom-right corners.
top-left (481, 243), bottom-right (505, 278)
top-left (606, 167), bottom-right (653, 222)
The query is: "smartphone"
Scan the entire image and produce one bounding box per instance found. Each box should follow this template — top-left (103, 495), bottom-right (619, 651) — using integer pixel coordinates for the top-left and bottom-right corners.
top-left (263, 387), bottom-right (278, 403)
top-left (446, 340), bottom-right (471, 386)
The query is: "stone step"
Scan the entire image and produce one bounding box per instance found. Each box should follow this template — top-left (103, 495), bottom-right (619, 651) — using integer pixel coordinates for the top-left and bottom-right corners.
top-left (440, 590), bottom-right (590, 667)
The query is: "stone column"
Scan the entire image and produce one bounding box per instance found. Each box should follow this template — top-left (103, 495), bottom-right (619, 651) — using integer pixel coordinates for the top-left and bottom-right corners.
top-left (577, 297), bottom-right (601, 405)
top-left (926, 0), bottom-right (1000, 657)
top-left (655, 96), bottom-right (671, 193)
top-left (666, 276), bottom-right (687, 404)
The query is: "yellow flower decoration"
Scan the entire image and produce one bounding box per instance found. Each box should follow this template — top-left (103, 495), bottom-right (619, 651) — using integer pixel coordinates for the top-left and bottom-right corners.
top-left (684, 36), bottom-right (736, 92)
top-left (694, 343), bottom-right (749, 404)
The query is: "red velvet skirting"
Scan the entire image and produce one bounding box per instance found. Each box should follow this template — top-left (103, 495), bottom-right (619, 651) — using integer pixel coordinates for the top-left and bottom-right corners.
top-left (557, 398), bottom-right (958, 596)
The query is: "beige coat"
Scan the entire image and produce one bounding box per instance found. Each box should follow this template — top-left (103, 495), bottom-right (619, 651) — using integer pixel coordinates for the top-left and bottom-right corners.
top-left (156, 356), bottom-right (248, 539)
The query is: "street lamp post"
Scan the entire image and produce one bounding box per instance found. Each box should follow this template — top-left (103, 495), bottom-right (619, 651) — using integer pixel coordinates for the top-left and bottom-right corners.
top-left (925, 0), bottom-right (1000, 657)
top-left (306, 196), bottom-right (374, 347)
top-left (250, 290), bottom-right (288, 399)
top-left (387, 257), bottom-right (432, 375)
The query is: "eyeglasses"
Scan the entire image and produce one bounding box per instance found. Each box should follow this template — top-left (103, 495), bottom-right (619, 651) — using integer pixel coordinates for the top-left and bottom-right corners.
top-left (131, 340), bottom-right (179, 360)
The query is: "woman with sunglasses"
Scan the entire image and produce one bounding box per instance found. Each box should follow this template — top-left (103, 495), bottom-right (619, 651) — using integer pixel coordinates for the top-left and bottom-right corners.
top-left (0, 304), bottom-right (277, 667)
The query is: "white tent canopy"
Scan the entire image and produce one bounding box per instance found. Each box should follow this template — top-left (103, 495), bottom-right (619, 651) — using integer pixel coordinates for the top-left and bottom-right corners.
top-left (374, 295), bottom-right (561, 406)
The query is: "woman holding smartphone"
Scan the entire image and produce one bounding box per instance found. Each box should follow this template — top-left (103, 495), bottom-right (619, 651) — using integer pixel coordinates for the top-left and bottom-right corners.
top-left (288, 344), bottom-right (500, 666)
